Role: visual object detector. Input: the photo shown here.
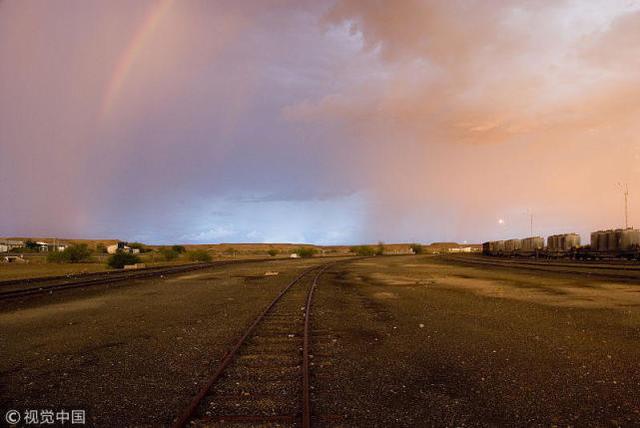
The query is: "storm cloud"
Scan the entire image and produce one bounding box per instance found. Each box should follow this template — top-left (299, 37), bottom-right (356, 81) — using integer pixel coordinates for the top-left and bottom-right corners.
top-left (1, 0), bottom-right (640, 244)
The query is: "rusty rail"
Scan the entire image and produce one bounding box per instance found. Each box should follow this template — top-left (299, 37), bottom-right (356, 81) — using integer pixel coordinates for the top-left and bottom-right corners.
top-left (172, 263), bottom-right (328, 428)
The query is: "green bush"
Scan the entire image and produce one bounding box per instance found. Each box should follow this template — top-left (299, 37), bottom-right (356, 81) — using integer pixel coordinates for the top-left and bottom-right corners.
top-left (410, 243), bottom-right (424, 255)
top-left (171, 245), bottom-right (186, 254)
top-left (349, 245), bottom-right (376, 256)
top-left (47, 244), bottom-right (92, 263)
top-left (96, 243), bottom-right (108, 254)
top-left (188, 250), bottom-right (212, 262)
top-left (107, 252), bottom-right (141, 269)
top-left (268, 248), bottom-right (278, 257)
top-left (25, 240), bottom-right (39, 251)
top-left (295, 247), bottom-right (317, 258)
top-left (159, 248), bottom-right (180, 261)
top-left (376, 241), bottom-right (385, 256)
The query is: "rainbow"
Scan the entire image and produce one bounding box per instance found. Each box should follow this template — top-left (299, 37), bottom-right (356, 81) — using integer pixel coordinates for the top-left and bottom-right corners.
top-left (100, 0), bottom-right (174, 118)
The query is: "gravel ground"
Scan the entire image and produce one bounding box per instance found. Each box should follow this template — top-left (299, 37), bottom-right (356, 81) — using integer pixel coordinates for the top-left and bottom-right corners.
top-left (312, 256), bottom-right (640, 426)
top-left (0, 258), bottom-right (325, 426)
top-left (3, 255), bottom-right (640, 427)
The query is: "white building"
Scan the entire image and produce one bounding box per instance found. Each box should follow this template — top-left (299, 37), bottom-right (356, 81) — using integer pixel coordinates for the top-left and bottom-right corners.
top-left (107, 242), bottom-right (138, 254)
top-left (0, 240), bottom-right (24, 253)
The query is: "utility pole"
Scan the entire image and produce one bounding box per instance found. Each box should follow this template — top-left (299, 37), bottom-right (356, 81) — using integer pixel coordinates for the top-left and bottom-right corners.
top-left (530, 213), bottom-right (533, 236)
top-left (618, 183), bottom-right (629, 229)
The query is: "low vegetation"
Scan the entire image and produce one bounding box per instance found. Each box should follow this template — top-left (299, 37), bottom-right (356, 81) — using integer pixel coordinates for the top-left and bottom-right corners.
top-left (410, 243), bottom-right (424, 254)
top-left (376, 241), bottom-right (385, 256)
top-left (295, 247), bottom-right (318, 258)
top-left (107, 252), bottom-right (141, 269)
top-left (159, 248), bottom-right (180, 261)
top-left (268, 248), bottom-right (279, 257)
top-left (350, 245), bottom-right (377, 256)
top-left (46, 244), bottom-right (92, 263)
top-left (128, 242), bottom-right (151, 253)
top-left (188, 250), bottom-right (212, 262)
top-left (171, 245), bottom-right (186, 254)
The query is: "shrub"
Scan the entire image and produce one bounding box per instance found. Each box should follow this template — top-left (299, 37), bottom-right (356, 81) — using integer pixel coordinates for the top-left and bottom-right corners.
top-left (376, 241), bottom-right (385, 256)
top-left (159, 248), bottom-right (180, 261)
top-left (188, 250), bottom-right (212, 262)
top-left (349, 245), bottom-right (376, 256)
top-left (171, 245), bottom-right (186, 254)
top-left (295, 247), bottom-right (317, 258)
top-left (223, 247), bottom-right (236, 256)
top-left (268, 248), bottom-right (278, 257)
top-left (96, 243), bottom-right (108, 254)
top-left (107, 252), bottom-right (141, 269)
top-left (25, 240), bottom-right (39, 251)
top-left (47, 244), bottom-right (92, 263)
top-left (410, 243), bottom-right (424, 255)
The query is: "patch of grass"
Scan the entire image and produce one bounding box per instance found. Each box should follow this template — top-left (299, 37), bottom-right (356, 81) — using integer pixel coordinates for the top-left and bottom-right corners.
top-left (188, 250), bottom-right (212, 262)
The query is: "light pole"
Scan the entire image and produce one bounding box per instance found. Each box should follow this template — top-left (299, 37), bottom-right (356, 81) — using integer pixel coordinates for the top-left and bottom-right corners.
top-left (618, 183), bottom-right (629, 229)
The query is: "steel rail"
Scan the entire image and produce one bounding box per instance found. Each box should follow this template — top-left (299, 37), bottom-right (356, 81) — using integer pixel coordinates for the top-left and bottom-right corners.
top-left (171, 263), bottom-right (328, 428)
top-left (0, 257), bottom-right (289, 300)
top-left (444, 256), bottom-right (640, 280)
top-left (454, 255), bottom-right (640, 271)
top-left (302, 264), bottom-right (332, 428)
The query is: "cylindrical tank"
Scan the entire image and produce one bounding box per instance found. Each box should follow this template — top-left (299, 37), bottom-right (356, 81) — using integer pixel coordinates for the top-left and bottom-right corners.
top-left (522, 236), bottom-right (544, 251)
top-left (607, 229), bottom-right (621, 252)
top-left (619, 228), bottom-right (640, 251)
top-left (564, 233), bottom-right (580, 250)
top-left (598, 231), bottom-right (609, 252)
top-left (591, 232), bottom-right (599, 250)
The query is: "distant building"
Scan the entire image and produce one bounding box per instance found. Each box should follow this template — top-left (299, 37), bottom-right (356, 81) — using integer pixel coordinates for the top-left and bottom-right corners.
top-left (290, 253), bottom-right (300, 259)
top-left (448, 247), bottom-right (473, 253)
top-left (0, 240), bottom-right (24, 253)
top-left (34, 242), bottom-right (69, 252)
top-left (107, 242), bottom-right (137, 254)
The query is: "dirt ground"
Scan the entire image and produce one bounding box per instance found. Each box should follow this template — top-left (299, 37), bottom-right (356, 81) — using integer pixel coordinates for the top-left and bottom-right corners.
top-left (2, 255), bottom-right (640, 426)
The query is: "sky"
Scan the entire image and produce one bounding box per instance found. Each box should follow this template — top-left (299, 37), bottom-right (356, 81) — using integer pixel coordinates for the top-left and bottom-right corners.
top-left (1, 0), bottom-right (640, 245)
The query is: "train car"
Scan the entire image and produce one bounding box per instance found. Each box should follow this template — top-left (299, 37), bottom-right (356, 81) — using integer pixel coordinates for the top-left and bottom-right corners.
top-left (546, 233), bottom-right (580, 258)
top-left (504, 239), bottom-right (522, 256)
top-left (482, 240), bottom-right (505, 256)
top-left (482, 242), bottom-right (491, 256)
top-left (519, 236), bottom-right (544, 257)
top-left (586, 228), bottom-right (640, 260)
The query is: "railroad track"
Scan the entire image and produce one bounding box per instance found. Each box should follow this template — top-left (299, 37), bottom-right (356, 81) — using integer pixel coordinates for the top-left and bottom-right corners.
top-left (0, 258), bottom-right (280, 300)
top-left (173, 262), bottom-right (334, 428)
top-left (443, 255), bottom-right (640, 280)
top-left (455, 255), bottom-right (640, 271)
